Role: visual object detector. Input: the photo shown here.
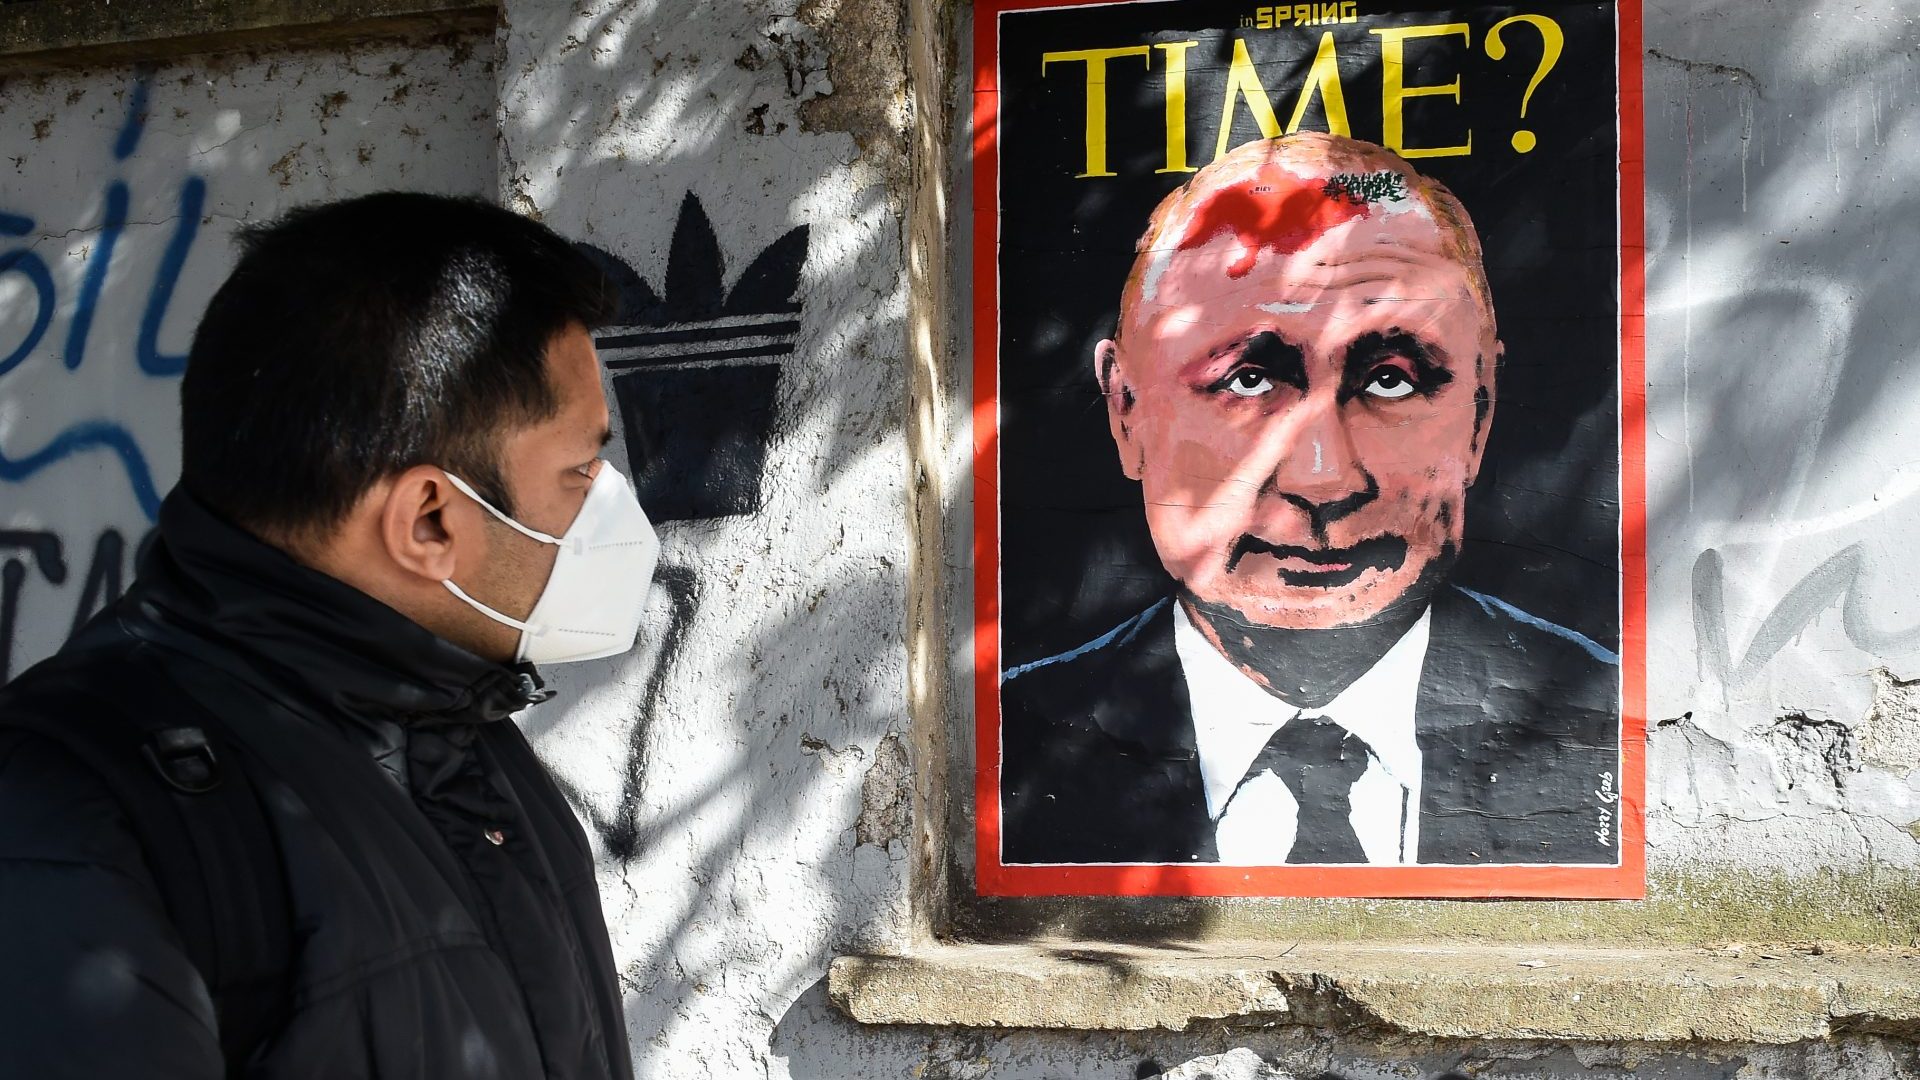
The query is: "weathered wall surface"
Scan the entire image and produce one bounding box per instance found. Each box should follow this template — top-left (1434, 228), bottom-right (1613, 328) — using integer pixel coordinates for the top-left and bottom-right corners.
top-left (0, 33), bottom-right (495, 679)
top-left (494, 1), bottom-right (918, 1076)
top-left (1640, 0), bottom-right (1920, 883)
top-left (4, 0), bottom-right (1920, 1078)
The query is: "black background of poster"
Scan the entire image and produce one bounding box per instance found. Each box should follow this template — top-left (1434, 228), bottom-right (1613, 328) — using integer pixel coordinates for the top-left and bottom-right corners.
top-left (995, 0), bottom-right (1621, 669)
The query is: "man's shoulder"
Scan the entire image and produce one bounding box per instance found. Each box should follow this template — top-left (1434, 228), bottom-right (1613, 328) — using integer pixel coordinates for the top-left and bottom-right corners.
top-left (1443, 585), bottom-right (1620, 667)
top-left (1436, 584), bottom-right (1619, 690)
top-left (0, 726), bottom-right (149, 869)
top-left (998, 598), bottom-right (1183, 740)
top-left (1, 621), bottom-right (189, 726)
top-left (1001, 597), bottom-right (1175, 685)
top-left (997, 599), bottom-right (1211, 863)
top-left (1425, 584), bottom-right (1620, 742)
top-left (0, 635), bottom-right (199, 871)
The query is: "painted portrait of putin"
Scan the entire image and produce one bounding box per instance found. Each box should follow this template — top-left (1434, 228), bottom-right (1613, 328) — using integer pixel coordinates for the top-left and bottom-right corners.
top-left (1000, 132), bottom-right (1622, 867)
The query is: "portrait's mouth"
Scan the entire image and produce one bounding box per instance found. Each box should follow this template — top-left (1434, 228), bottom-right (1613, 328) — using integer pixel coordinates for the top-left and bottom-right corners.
top-left (1225, 534), bottom-right (1408, 589)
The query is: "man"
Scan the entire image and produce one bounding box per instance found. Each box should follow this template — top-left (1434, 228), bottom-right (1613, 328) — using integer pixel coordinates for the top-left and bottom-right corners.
top-left (1000, 133), bottom-right (1620, 868)
top-left (0, 194), bottom-right (654, 1076)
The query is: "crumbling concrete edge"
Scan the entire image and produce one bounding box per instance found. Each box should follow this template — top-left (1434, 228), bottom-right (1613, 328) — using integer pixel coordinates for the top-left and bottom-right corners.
top-left (826, 943), bottom-right (1920, 1044)
top-left (899, 0), bottom-right (960, 948)
top-left (0, 0), bottom-right (493, 71)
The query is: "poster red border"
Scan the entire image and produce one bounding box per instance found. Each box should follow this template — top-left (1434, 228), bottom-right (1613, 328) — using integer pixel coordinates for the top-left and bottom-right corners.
top-left (973, 0), bottom-right (1647, 899)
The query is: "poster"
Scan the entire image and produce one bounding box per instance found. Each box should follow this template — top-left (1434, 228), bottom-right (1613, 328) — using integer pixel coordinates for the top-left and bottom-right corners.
top-left (974, 0), bottom-right (1644, 897)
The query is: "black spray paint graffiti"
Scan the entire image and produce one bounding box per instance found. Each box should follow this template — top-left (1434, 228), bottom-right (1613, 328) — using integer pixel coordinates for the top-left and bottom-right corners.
top-left (1692, 542), bottom-right (1920, 691)
top-left (576, 191), bottom-right (807, 522)
top-left (0, 528), bottom-right (139, 684)
top-left (558, 194), bottom-right (809, 858)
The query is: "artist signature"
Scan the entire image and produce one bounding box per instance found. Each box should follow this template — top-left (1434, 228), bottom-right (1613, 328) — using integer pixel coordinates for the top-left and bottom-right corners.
top-left (1594, 771), bottom-right (1617, 845)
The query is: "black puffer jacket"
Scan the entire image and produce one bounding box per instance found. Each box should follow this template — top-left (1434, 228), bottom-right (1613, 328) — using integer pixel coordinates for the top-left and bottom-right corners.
top-left (0, 492), bottom-right (634, 1079)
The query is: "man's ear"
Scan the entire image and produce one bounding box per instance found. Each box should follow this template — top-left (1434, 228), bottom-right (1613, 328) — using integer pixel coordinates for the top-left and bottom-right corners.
top-left (379, 465), bottom-right (463, 583)
top-left (1465, 339), bottom-right (1502, 485)
top-left (1094, 338), bottom-right (1144, 481)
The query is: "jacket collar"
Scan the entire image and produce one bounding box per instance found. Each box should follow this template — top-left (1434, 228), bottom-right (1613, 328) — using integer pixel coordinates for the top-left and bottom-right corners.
top-left (128, 489), bottom-right (548, 726)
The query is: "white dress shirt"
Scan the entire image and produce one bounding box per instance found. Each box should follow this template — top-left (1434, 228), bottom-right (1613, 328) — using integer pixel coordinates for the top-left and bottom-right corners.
top-left (1172, 602), bottom-right (1430, 865)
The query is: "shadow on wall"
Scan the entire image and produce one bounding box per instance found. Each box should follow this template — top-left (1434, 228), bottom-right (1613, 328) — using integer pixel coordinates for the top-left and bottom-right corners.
top-left (485, 9), bottom-right (935, 1077)
top-left (1637, 3), bottom-right (1920, 716)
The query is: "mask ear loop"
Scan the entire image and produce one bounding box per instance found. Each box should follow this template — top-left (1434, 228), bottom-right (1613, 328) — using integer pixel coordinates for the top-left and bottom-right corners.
top-left (439, 471), bottom-right (562, 641)
top-left (441, 472), bottom-right (564, 546)
top-left (443, 579), bottom-right (542, 635)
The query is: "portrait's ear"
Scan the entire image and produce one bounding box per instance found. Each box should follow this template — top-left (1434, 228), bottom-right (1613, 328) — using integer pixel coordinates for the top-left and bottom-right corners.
top-left (1093, 338), bottom-right (1144, 480)
top-left (379, 465), bottom-right (462, 583)
top-left (1465, 339), bottom-right (1502, 485)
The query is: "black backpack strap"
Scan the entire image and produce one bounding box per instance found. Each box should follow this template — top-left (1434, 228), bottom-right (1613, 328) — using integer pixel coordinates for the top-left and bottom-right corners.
top-left (0, 654), bottom-right (294, 1076)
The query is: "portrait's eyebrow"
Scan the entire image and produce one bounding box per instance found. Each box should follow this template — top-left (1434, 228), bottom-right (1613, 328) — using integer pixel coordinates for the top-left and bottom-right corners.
top-left (1340, 330), bottom-right (1454, 395)
top-left (1191, 330), bottom-right (1307, 391)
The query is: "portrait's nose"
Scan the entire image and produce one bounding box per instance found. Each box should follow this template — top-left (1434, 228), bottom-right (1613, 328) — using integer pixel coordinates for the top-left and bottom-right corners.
top-left (1263, 393), bottom-right (1377, 537)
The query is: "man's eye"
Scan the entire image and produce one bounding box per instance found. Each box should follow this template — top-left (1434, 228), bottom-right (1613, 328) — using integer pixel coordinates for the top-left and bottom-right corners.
top-left (1363, 366), bottom-right (1417, 399)
top-left (1222, 369), bottom-right (1275, 397)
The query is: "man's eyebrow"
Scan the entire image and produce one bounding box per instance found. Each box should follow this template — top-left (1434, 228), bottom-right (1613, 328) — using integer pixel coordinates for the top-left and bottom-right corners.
top-left (1340, 330), bottom-right (1454, 389)
top-left (1196, 329), bottom-right (1306, 368)
top-left (1239, 331), bottom-right (1307, 387)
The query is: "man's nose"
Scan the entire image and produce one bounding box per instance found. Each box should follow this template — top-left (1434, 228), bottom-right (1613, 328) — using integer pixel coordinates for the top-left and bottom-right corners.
top-left (1262, 395), bottom-right (1377, 540)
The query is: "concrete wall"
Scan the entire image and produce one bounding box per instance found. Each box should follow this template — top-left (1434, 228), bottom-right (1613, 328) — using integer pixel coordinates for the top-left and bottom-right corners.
top-left (4, 0), bottom-right (1920, 1077)
top-left (0, 31), bottom-right (496, 679)
top-left (495, 3), bottom-right (918, 1076)
top-left (1640, 1), bottom-right (1920, 880)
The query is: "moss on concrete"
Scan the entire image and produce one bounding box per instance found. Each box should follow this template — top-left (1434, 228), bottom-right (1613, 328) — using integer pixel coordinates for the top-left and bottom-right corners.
top-left (954, 867), bottom-right (1920, 947)
top-left (829, 941), bottom-right (1920, 1041)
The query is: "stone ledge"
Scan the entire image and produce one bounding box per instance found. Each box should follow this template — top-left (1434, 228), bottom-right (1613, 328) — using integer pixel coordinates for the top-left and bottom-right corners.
top-left (0, 0), bottom-right (493, 70)
top-left (828, 942), bottom-right (1920, 1043)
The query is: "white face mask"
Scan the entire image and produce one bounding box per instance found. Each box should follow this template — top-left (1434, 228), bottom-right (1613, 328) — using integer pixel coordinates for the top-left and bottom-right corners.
top-left (439, 464), bottom-right (660, 665)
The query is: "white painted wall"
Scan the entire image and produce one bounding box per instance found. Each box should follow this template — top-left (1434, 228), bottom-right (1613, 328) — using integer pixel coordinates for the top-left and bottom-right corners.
top-left (0, 36), bottom-right (496, 679)
top-left (1637, 0), bottom-right (1920, 879)
top-left (496, 1), bottom-right (917, 1074)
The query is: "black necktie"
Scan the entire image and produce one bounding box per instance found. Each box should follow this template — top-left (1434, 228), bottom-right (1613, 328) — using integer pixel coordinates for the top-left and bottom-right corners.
top-left (1233, 715), bottom-right (1373, 863)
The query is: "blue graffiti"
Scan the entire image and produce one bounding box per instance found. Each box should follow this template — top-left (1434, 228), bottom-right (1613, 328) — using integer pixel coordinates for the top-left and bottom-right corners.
top-left (0, 75), bottom-right (203, 522)
top-left (0, 423), bottom-right (159, 520)
top-left (114, 77), bottom-right (149, 161)
top-left (0, 214), bottom-right (54, 378)
top-left (137, 176), bottom-right (203, 377)
top-left (62, 181), bottom-right (127, 370)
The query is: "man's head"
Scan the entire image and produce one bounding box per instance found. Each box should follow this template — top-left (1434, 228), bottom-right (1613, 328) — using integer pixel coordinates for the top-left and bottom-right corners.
top-left (1096, 132), bottom-right (1499, 633)
top-left (181, 192), bottom-right (617, 661)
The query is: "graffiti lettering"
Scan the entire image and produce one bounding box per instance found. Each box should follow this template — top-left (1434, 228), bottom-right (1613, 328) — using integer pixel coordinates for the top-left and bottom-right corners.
top-left (0, 75), bottom-right (206, 523)
top-left (0, 528), bottom-right (139, 684)
top-left (1691, 543), bottom-right (1920, 690)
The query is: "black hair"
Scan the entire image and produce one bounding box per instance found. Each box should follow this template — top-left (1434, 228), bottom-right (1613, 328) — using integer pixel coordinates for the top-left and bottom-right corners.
top-left (180, 192), bottom-right (615, 538)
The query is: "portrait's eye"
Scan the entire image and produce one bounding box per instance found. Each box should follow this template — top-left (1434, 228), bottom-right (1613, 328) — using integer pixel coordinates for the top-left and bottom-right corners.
top-left (1223, 369), bottom-right (1275, 397)
top-left (1363, 366), bottom-right (1417, 399)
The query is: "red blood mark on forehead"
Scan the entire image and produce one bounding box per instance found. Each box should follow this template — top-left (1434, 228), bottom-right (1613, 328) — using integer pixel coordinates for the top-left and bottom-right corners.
top-left (1174, 166), bottom-right (1373, 279)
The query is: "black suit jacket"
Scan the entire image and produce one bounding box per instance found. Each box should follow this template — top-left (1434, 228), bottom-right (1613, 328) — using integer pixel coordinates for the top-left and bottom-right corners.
top-left (999, 586), bottom-right (1621, 865)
